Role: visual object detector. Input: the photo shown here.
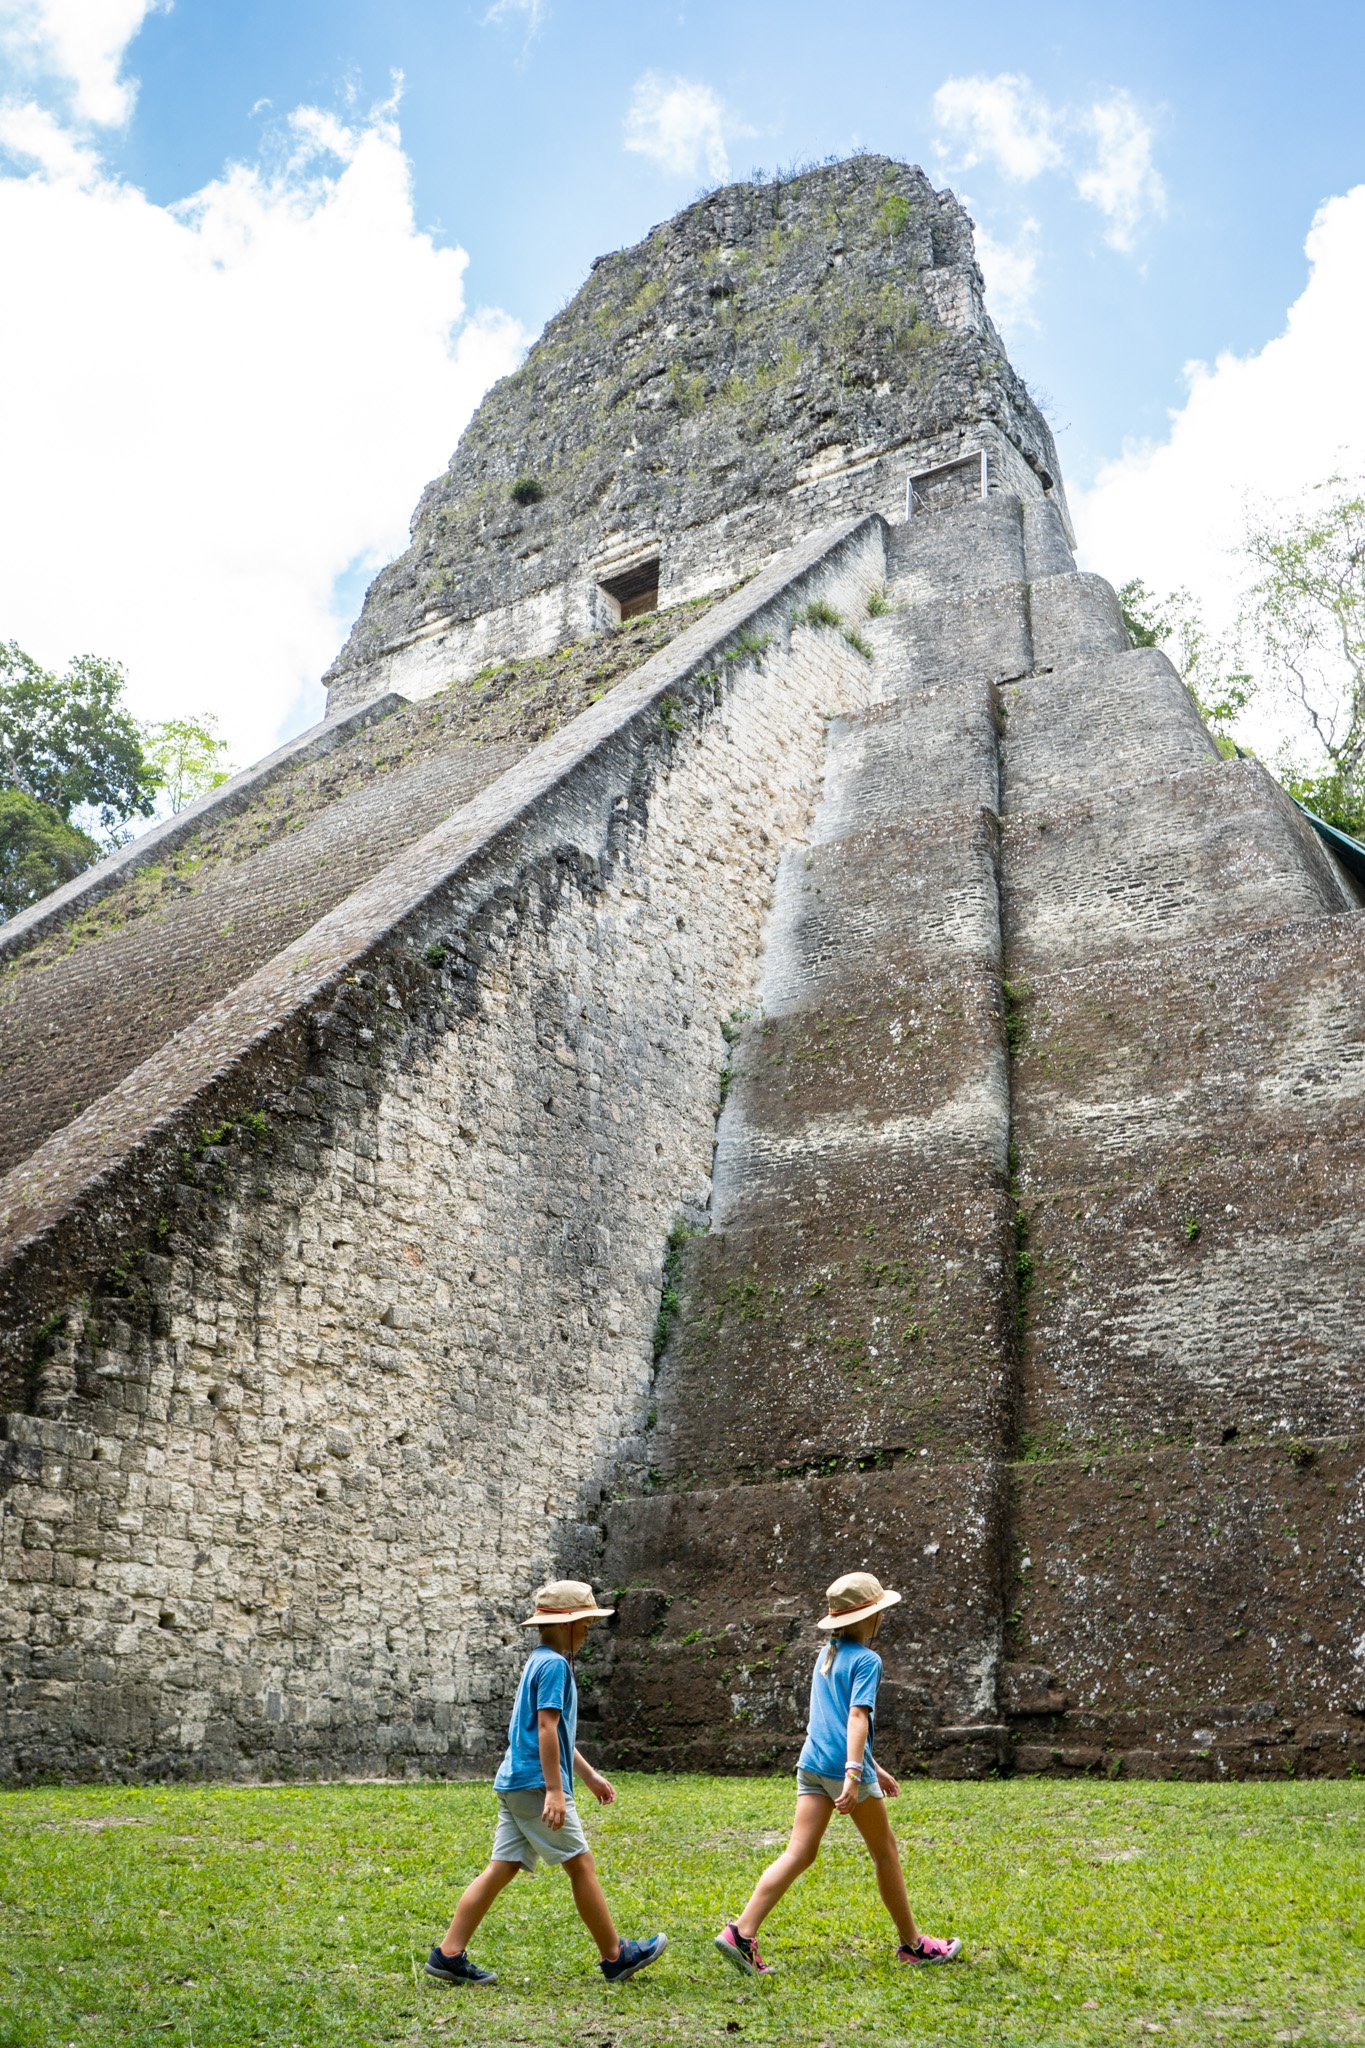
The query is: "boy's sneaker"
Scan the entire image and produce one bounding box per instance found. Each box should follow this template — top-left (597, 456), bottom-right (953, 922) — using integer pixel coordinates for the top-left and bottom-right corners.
top-left (425, 1944), bottom-right (497, 1985)
top-left (897, 1934), bottom-right (962, 1964)
top-left (601, 1932), bottom-right (668, 1982)
top-left (714, 1922), bottom-right (771, 1976)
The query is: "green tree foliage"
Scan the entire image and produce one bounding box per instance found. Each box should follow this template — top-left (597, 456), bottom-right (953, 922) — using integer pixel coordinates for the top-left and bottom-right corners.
top-left (0, 642), bottom-right (154, 830)
top-left (1240, 477), bottom-right (1365, 835)
top-left (1121, 481), bottom-right (1365, 838)
top-left (0, 641), bottom-right (234, 920)
top-left (140, 715), bottom-right (233, 815)
top-left (1117, 580), bottom-right (1254, 756)
top-left (0, 789), bottom-right (100, 919)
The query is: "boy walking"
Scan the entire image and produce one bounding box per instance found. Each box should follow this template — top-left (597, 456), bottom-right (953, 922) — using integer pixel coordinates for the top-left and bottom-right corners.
top-left (426, 1580), bottom-right (668, 1987)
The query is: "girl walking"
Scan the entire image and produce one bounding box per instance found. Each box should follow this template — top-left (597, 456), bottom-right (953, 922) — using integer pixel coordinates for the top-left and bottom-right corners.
top-left (714, 1570), bottom-right (962, 1976)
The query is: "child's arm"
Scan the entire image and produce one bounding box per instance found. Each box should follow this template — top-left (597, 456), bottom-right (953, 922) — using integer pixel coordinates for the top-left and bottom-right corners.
top-left (537, 1708), bottom-right (566, 1829)
top-left (834, 1704), bottom-right (871, 1814)
top-left (573, 1748), bottom-right (617, 1806)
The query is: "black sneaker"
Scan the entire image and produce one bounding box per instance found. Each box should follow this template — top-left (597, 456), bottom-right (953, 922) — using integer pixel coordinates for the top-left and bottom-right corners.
top-left (425, 1944), bottom-right (497, 1985)
top-left (600, 1932), bottom-right (668, 1982)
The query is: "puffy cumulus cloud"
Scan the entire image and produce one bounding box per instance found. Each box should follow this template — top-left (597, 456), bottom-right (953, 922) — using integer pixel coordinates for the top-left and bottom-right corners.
top-left (1077, 91), bottom-right (1167, 253)
top-left (1075, 185), bottom-right (1365, 654)
top-left (623, 71), bottom-right (733, 184)
top-left (933, 71), bottom-right (1165, 252)
top-left (0, 0), bottom-right (166, 127)
top-left (973, 218), bottom-right (1041, 333)
top-left (0, 97), bottom-right (528, 764)
top-left (931, 73), bottom-right (1062, 184)
top-left (0, 93), bottom-right (100, 180)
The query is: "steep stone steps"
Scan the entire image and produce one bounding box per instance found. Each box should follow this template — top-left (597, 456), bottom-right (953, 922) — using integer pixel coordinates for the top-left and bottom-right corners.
top-left (817, 682), bottom-right (999, 826)
top-left (594, 512), bottom-right (1023, 1773)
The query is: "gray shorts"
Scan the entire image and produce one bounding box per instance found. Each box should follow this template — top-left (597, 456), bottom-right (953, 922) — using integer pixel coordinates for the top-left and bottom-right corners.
top-left (491, 1789), bottom-right (591, 1871)
top-left (796, 1767), bottom-right (884, 1803)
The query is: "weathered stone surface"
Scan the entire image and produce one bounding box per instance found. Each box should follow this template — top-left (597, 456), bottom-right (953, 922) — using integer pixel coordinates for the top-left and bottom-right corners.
top-left (1000, 648), bottom-right (1219, 815)
top-left (1009, 907), bottom-right (1365, 1449)
top-left (1002, 759), bottom-right (1349, 974)
top-left (597, 1461), bottom-right (1006, 1773)
top-left (325, 156), bottom-right (1067, 711)
top-left (2, 153), bottom-right (1361, 1787)
top-left (0, 521), bottom-right (883, 1781)
top-left (0, 602), bottom-right (720, 1178)
top-left (1005, 1441), bottom-right (1365, 1775)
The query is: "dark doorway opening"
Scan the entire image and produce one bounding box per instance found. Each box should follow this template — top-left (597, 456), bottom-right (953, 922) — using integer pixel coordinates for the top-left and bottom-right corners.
top-left (599, 557), bottom-right (660, 621)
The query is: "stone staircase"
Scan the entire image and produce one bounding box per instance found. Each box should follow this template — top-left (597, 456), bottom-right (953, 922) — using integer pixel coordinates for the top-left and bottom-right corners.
top-left (589, 489), bottom-right (1365, 1780)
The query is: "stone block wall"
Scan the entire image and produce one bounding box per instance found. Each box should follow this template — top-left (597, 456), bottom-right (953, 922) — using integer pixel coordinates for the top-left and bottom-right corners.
top-left (591, 490), bottom-right (1365, 1783)
top-left (0, 519), bottom-right (884, 1781)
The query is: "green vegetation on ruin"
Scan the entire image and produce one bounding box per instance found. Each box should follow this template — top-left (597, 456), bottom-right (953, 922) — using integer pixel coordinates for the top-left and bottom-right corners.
top-left (1, 1776), bottom-right (1360, 2046)
top-left (358, 158), bottom-right (971, 665)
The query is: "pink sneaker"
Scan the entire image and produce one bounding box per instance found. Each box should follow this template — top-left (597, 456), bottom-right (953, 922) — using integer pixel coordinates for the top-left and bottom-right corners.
top-left (714, 1923), bottom-right (771, 1976)
top-left (898, 1934), bottom-right (962, 1964)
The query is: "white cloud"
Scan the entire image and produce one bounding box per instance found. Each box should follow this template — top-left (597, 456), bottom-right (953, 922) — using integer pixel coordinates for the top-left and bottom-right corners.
top-left (1074, 185), bottom-right (1365, 744)
top-left (0, 94), bottom-right (528, 764)
top-left (1077, 92), bottom-right (1167, 253)
top-left (623, 71), bottom-right (731, 183)
top-left (974, 218), bottom-right (1041, 331)
top-left (0, 94), bottom-right (100, 181)
top-left (482, 0), bottom-right (545, 43)
top-left (931, 73), bottom-right (1062, 183)
top-left (0, 0), bottom-right (165, 127)
top-left (933, 71), bottom-right (1165, 253)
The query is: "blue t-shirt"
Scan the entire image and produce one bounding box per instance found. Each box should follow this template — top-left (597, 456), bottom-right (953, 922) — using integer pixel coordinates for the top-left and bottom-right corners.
top-left (493, 1646), bottom-right (578, 1794)
top-left (797, 1640), bottom-right (881, 1783)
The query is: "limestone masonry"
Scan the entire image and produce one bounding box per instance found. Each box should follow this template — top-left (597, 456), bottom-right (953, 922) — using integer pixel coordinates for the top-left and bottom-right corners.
top-left (1, 156), bottom-right (1362, 1785)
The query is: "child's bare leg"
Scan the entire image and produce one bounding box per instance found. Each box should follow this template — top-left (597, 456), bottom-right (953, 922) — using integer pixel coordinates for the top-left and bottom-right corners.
top-left (849, 1796), bottom-right (919, 1947)
top-left (735, 1795), bottom-right (833, 1938)
top-left (440, 1859), bottom-right (523, 1954)
top-left (564, 1850), bottom-right (621, 1961)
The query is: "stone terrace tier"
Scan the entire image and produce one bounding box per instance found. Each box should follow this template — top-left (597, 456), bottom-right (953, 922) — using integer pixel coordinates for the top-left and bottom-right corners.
top-left (589, 490), bottom-right (1365, 1782)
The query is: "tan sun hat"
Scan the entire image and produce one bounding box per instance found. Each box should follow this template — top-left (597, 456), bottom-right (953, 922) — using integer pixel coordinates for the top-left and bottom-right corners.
top-left (815, 1570), bottom-right (903, 1632)
top-left (520, 1579), bottom-right (615, 1627)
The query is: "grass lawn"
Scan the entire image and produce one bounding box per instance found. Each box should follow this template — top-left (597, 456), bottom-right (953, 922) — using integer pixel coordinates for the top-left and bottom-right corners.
top-left (1, 1775), bottom-right (1361, 2047)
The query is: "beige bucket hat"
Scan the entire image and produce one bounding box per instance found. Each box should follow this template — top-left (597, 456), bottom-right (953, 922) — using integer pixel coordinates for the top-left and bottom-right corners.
top-left (520, 1579), bottom-right (615, 1627)
top-left (815, 1570), bottom-right (903, 1632)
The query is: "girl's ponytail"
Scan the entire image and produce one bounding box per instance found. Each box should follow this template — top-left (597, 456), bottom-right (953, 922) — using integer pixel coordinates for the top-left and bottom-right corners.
top-left (820, 1632), bottom-right (841, 1676)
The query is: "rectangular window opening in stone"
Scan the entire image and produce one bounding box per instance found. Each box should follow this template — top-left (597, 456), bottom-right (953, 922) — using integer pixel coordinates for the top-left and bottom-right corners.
top-left (906, 449), bottom-right (990, 519)
top-left (599, 557), bottom-right (660, 622)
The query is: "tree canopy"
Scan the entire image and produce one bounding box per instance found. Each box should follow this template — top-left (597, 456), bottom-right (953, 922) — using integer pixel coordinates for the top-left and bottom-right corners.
top-left (1121, 476), bottom-right (1365, 839)
top-left (0, 643), bottom-right (153, 831)
top-left (0, 642), bottom-right (233, 920)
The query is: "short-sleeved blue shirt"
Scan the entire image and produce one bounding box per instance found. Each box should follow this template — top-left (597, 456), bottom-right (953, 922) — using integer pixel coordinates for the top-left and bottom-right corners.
top-left (797, 1640), bottom-right (881, 1783)
top-left (493, 1646), bottom-right (577, 1794)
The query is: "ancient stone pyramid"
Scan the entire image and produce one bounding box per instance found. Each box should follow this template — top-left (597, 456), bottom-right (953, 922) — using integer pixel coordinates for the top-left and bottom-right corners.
top-left (1, 157), bottom-right (1361, 1785)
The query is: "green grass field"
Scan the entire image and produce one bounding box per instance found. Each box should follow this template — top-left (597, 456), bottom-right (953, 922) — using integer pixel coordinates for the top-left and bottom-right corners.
top-left (1, 1776), bottom-right (1361, 2047)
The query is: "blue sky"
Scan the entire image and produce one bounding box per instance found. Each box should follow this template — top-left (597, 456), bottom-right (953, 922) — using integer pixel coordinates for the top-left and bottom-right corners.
top-left (2, 0), bottom-right (1363, 764)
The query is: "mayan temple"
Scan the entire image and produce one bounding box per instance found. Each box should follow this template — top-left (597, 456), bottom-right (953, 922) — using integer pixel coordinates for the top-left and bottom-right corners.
top-left (1, 155), bottom-right (1361, 1785)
